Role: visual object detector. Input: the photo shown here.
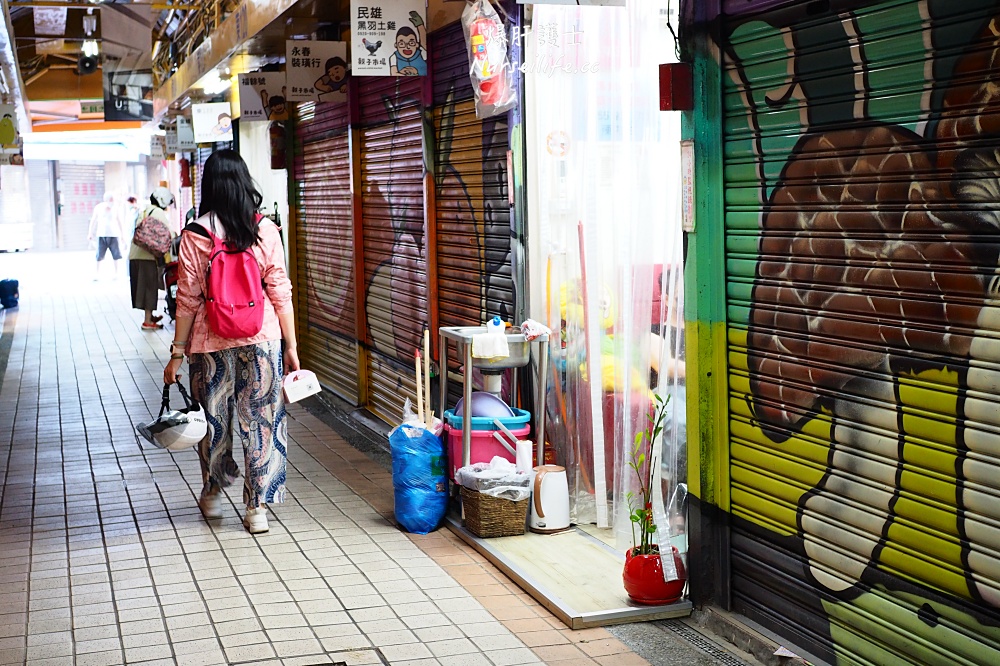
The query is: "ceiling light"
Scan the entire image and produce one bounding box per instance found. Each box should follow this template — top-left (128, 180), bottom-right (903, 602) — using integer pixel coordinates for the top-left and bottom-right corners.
top-left (83, 15), bottom-right (97, 36)
top-left (82, 40), bottom-right (100, 58)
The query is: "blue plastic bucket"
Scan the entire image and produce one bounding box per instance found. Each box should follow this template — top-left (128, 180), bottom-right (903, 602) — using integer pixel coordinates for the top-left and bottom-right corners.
top-left (443, 407), bottom-right (531, 431)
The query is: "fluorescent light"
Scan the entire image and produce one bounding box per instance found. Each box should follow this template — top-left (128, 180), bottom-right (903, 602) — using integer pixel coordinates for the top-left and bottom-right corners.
top-left (82, 40), bottom-right (99, 57)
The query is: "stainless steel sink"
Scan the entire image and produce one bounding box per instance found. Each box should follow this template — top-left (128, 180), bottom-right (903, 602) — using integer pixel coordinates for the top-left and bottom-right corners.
top-left (438, 325), bottom-right (532, 369)
top-left (438, 324), bottom-right (549, 469)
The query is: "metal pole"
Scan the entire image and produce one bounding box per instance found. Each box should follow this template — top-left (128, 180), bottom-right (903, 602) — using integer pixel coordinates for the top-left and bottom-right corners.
top-left (439, 330), bottom-right (447, 419)
top-left (462, 341), bottom-right (473, 468)
top-left (537, 338), bottom-right (548, 467)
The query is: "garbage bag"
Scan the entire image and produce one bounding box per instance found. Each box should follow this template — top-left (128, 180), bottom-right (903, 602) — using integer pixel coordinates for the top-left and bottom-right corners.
top-left (389, 423), bottom-right (449, 534)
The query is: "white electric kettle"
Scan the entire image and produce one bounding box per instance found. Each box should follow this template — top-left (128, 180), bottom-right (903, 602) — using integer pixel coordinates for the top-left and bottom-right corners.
top-left (529, 465), bottom-right (571, 533)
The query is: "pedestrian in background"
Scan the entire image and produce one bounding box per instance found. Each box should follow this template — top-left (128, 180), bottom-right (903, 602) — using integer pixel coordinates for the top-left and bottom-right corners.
top-left (88, 192), bottom-right (124, 281)
top-left (131, 187), bottom-right (173, 330)
top-left (163, 149), bottom-right (299, 535)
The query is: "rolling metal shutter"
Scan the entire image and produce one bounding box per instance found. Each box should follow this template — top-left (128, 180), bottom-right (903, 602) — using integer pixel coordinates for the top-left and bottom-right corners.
top-left (27, 160), bottom-right (56, 252)
top-left (56, 162), bottom-right (104, 251)
top-left (722, 2), bottom-right (1000, 664)
top-left (431, 23), bottom-right (514, 400)
top-left (359, 77), bottom-right (426, 424)
top-left (192, 146), bottom-right (213, 213)
top-left (293, 101), bottom-right (360, 403)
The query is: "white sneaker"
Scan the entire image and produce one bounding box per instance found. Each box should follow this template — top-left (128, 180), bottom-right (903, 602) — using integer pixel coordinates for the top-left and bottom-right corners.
top-left (199, 494), bottom-right (223, 519)
top-left (243, 507), bottom-right (268, 534)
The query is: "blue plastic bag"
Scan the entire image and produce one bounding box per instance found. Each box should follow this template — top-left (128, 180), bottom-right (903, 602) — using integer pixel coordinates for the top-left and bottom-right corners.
top-left (389, 423), bottom-right (449, 534)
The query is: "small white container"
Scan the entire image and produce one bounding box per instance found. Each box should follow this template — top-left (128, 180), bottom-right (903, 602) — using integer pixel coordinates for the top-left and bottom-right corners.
top-left (283, 370), bottom-right (321, 403)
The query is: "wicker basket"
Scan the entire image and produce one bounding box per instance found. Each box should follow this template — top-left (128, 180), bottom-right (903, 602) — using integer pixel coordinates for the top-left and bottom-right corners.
top-left (460, 486), bottom-right (528, 538)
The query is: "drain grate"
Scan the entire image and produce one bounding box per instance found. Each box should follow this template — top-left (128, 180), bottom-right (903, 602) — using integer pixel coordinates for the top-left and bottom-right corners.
top-left (660, 620), bottom-right (756, 666)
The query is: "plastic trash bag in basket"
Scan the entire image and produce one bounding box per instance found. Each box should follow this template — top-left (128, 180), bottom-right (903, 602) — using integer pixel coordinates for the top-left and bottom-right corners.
top-left (136, 383), bottom-right (207, 451)
top-left (389, 423), bottom-right (449, 534)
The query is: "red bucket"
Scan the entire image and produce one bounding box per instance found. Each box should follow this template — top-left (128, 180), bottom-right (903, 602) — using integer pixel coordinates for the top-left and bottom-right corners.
top-left (445, 422), bottom-right (530, 480)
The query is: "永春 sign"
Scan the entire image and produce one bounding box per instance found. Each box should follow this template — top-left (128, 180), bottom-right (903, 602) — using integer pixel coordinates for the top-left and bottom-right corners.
top-left (286, 40), bottom-right (349, 103)
top-left (350, 0), bottom-right (428, 77)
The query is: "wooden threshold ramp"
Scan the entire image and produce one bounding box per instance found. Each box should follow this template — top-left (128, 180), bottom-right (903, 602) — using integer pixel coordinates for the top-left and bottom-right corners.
top-left (445, 515), bottom-right (692, 629)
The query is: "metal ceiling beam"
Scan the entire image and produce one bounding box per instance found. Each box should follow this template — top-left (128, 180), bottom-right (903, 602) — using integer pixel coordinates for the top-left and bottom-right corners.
top-left (9, 2), bottom-right (198, 9)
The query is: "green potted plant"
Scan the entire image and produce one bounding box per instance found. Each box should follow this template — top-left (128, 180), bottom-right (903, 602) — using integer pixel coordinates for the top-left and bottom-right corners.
top-left (623, 392), bottom-right (686, 604)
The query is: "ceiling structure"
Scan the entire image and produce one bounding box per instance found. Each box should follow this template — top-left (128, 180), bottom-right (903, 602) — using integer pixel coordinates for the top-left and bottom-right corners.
top-left (3, 0), bottom-right (466, 133)
top-left (4, 0), bottom-right (209, 129)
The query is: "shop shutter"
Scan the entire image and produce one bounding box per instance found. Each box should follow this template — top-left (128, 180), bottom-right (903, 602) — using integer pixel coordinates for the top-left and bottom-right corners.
top-left (56, 162), bottom-right (104, 251)
top-left (722, 2), bottom-right (1000, 664)
top-left (431, 23), bottom-right (514, 401)
top-left (293, 101), bottom-right (360, 403)
top-left (192, 146), bottom-right (213, 213)
top-left (27, 160), bottom-right (56, 251)
top-left (359, 77), bottom-right (426, 424)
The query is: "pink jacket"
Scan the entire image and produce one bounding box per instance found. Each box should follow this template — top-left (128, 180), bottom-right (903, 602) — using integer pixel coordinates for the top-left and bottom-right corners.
top-left (176, 217), bottom-right (293, 354)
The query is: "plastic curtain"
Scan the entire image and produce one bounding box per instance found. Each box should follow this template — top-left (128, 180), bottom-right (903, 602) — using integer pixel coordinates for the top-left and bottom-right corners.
top-left (528, 0), bottom-right (687, 576)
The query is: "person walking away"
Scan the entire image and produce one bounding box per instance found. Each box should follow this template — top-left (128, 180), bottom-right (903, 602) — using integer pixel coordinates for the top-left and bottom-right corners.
top-left (131, 187), bottom-right (173, 330)
top-left (162, 149), bottom-right (299, 534)
top-left (123, 195), bottom-right (141, 277)
top-left (88, 193), bottom-right (124, 280)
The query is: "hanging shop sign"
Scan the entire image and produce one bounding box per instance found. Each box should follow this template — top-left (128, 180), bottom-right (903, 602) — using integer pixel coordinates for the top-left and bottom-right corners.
top-left (350, 0), bottom-right (428, 77)
top-left (80, 100), bottom-right (104, 116)
top-left (151, 134), bottom-right (166, 159)
top-left (516, 0), bottom-right (623, 4)
top-left (0, 105), bottom-right (20, 151)
top-left (166, 117), bottom-right (196, 153)
top-left (191, 102), bottom-right (234, 144)
top-left (103, 69), bottom-right (155, 121)
top-left (238, 73), bottom-right (289, 122)
top-left (285, 40), bottom-right (349, 103)
top-left (0, 151), bottom-right (24, 166)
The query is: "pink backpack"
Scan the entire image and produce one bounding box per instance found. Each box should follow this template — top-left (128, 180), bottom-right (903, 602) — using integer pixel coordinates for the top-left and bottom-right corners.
top-left (201, 221), bottom-right (265, 339)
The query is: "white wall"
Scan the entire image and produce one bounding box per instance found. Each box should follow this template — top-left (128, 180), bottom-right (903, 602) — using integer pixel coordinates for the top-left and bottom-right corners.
top-left (238, 121), bottom-right (289, 230)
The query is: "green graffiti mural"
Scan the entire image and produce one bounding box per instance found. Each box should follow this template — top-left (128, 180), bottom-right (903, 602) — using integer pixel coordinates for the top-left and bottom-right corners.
top-left (720, 0), bottom-right (1000, 663)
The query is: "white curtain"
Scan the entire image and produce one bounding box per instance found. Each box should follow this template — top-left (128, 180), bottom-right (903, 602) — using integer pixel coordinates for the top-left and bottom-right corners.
top-left (526, 0), bottom-right (687, 572)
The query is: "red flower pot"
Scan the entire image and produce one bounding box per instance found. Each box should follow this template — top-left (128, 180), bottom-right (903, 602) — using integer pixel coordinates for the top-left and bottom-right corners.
top-left (623, 546), bottom-right (686, 605)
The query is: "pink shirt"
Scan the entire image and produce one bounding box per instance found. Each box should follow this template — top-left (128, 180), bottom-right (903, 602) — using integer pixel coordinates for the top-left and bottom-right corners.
top-left (176, 216), bottom-right (293, 355)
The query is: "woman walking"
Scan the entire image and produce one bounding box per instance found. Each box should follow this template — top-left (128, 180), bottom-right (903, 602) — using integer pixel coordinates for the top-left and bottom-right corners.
top-left (163, 150), bottom-right (299, 534)
top-left (131, 187), bottom-right (173, 330)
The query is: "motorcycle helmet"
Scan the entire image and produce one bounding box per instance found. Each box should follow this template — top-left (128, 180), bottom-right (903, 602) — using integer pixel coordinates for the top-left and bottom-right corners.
top-left (136, 383), bottom-right (207, 451)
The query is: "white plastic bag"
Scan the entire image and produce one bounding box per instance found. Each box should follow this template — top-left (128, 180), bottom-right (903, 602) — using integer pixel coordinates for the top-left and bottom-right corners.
top-left (455, 457), bottom-right (531, 501)
top-left (462, 0), bottom-right (517, 119)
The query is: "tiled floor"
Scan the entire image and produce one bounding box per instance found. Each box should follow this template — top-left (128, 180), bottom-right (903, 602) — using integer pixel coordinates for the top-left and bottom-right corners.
top-left (0, 252), bottom-right (650, 666)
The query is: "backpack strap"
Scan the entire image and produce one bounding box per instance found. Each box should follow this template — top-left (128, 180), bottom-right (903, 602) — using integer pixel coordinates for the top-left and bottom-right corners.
top-left (184, 222), bottom-right (211, 239)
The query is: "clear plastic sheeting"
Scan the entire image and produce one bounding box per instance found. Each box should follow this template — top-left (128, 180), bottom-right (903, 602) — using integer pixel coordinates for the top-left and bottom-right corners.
top-left (526, 0), bottom-right (686, 575)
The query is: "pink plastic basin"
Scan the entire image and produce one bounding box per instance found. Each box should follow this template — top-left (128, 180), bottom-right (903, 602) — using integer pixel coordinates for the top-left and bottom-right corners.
top-left (446, 422), bottom-right (530, 480)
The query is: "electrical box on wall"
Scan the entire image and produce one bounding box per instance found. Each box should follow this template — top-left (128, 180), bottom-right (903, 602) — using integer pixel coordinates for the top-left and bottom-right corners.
top-left (659, 63), bottom-right (693, 111)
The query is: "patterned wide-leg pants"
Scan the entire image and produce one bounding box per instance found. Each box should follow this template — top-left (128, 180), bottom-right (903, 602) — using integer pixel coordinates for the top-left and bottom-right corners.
top-left (189, 340), bottom-right (287, 508)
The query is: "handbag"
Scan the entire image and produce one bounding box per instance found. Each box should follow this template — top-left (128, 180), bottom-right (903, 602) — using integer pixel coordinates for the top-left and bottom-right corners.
top-left (133, 209), bottom-right (171, 256)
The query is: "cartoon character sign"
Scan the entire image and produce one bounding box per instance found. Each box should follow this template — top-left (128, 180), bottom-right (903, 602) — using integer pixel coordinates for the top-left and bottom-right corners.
top-left (0, 110), bottom-right (17, 148)
top-left (191, 102), bottom-right (234, 143)
top-left (238, 73), bottom-right (287, 122)
top-left (351, 0), bottom-right (428, 77)
top-left (286, 41), bottom-right (349, 103)
top-left (315, 58), bottom-right (349, 96)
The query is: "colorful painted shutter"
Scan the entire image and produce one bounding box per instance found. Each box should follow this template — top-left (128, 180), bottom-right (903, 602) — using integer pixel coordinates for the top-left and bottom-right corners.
top-left (294, 101), bottom-right (360, 403)
top-left (722, 1), bottom-right (1000, 664)
top-left (359, 77), bottom-right (427, 423)
top-left (431, 22), bottom-right (514, 402)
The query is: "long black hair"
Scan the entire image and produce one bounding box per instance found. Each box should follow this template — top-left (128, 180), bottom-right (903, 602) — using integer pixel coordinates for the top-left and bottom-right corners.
top-left (198, 149), bottom-right (263, 251)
